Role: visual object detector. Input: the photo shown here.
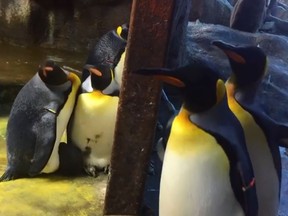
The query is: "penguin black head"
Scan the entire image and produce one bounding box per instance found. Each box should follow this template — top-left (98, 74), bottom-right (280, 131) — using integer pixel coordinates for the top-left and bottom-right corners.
top-left (116, 23), bottom-right (129, 41)
top-left (38, 60), bottom-right (68, 85)
top-left (134, 63), bottom-right (226, 113)
top-left (82, 64), bottom-right (114, 92)
top-left (212, 40), bottom-right (267, 88)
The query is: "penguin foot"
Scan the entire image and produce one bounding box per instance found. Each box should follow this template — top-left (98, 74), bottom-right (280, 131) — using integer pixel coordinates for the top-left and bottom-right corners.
top-left (103, 165), bottom-right (110, 175)
top-left (0, 169), bottom-right (19, 182)
top-left (84, 164), bottom-right (111, 177)
top-left (84, 166), bottom-right (100, 178)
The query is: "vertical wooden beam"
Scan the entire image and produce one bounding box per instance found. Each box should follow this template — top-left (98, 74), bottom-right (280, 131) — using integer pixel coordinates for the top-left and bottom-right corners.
top-left (103, 0), bottom-right (191, 215)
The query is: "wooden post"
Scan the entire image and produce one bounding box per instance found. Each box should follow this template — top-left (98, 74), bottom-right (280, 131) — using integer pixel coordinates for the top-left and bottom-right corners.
top-left (103, 0), bottom-right (191, 215)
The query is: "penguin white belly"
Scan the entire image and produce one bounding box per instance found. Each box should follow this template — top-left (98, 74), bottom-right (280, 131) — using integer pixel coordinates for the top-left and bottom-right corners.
top-left (71, 91), bottom-right (119, 168)
top-left (229, 101), bottom-right (279, 216)
top-left (159, 125), bottom-right (244, 216)
top-left (42, 74), bottom-right (80, 173)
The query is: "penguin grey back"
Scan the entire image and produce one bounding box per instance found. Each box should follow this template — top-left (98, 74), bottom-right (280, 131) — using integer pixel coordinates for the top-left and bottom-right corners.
top-left (1, 61), bottom-right (72, 181)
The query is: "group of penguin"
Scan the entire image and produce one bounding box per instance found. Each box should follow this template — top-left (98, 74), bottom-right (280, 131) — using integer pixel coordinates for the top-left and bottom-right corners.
top-left (1, 24), bottom-right (288, 216)
top-left (0, 24), bottom-right (128, 181)
top-left (137, 41), bottom-right (288, 216)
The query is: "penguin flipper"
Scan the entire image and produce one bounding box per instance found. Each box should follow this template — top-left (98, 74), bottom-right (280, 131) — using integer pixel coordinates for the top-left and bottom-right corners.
top-left (28, 112), bottom-right (57, 176)
top-left (57, 142), bottom-right (84, 176)
top-left (237, 98), bottom-right (288, 148)
top-left (190, 97), bottom-right (258, 215)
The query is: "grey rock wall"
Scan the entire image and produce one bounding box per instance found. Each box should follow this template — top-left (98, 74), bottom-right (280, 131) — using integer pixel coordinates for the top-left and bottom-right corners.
top-left (0, 0), bottom-right (131, 51)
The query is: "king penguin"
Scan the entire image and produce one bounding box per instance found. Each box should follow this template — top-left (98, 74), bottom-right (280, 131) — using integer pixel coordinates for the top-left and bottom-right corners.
top-left (230, 0), bottom-right (266, 33)
top-left (81, 23), bottom-right (128, 95)
top-left (0, 60), bottom-right (81, 181)
top-left (68, 24), bottom-right (128, 177)
top-left (213, 40), bottom-right (281, 216)
top-left (134, 63), bottom-right (258, 216)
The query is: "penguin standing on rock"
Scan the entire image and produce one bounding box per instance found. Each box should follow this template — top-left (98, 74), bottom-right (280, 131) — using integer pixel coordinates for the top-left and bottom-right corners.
top-left (0, 60), bottom-right (81, 181)
top-left (134, 63), bottom-right (258, 216)
top-left (230, 0), bottom-right (267, 33)
top-left (213, 40), bottom-right (284, 216)
top-left (68, 24), bottom-right (128, 177)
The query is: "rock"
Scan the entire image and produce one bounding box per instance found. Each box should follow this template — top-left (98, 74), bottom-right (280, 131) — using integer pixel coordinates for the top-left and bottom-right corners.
top-left (0, 0), bottom-right (131, 51)
top-left (230, 0), bottom-right (267, 33)
top-left (189, 0), bottom-right (233, 26)
top-left (185, 22), bottom-right (288, 123)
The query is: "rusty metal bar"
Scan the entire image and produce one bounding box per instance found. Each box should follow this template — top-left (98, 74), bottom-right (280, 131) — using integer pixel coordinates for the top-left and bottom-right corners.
top-left (103, 0), bottom-right (191, 215)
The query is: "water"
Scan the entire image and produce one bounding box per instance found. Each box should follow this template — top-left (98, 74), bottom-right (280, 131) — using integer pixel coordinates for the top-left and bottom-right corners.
top-left (0, 42), bottom-right (86, 85)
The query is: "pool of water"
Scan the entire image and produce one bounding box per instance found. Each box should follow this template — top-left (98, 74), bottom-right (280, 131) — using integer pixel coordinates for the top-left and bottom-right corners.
top-left (0, 42), bottom-right (86, 85)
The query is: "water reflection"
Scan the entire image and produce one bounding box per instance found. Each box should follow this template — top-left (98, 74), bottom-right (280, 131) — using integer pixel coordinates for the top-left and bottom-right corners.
top-left (0, 42), bottom-right (86, 85)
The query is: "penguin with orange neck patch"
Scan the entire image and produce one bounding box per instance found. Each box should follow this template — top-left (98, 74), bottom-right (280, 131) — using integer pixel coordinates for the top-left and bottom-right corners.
top-left (0, 60), bottom-right (81, 181)
top-left (134, 63), bottom-right (258, 216)
top-left (213, 40), bottom-right (288, 216)
top-left (68, 24), bottom-right (128, 177)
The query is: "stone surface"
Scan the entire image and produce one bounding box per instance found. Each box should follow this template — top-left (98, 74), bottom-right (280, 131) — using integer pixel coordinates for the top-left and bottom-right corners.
top-left (0, 116), bottom-right (107, 216)
top-left (189, 0), bottom-right (232, 26)
top-left (0, 0), bottom-right (131, 51)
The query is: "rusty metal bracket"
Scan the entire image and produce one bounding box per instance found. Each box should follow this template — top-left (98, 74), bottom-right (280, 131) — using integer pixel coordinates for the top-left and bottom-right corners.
top-left (103, 0), bottom-right (191, 215)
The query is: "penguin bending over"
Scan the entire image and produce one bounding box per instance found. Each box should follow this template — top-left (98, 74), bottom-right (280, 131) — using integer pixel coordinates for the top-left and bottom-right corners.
top-left (0, 60), bottom-right (80, 181)
top-left (213, 40), bottom-right (282, 216)
top-left (81, 23), bottom-right (128, 95)
top-left (134, 63), bottom-right (258, 216)
top-left (230, 0), bottom-right (266, 33)
top-left (68, 25), bottom-right (128, 177)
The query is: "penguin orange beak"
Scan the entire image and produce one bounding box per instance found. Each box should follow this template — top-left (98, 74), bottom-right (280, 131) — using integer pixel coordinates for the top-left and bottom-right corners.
top-left (43, 66), bottom-right (54, 77)
top-left (212, 40), bottom-right (246, 64)
top-left (134, 68), bottom-right (185, 87)
top-left (83, 64), bottom-right (103, 77)
top-left (153, 75), bottom-right (185, 87)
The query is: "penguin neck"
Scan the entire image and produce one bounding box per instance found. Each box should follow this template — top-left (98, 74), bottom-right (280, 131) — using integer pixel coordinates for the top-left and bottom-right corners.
top-left (45, 79), bottom-right (71, 91)
top-left (89, 90), bottom-right (109, 98)
top-left (226, 77), bottom-right (258, 105)
top-left (226, 78), bottom-right (237, 98)
top-left (68, 72), bottom-right (81, 97)
top-left (177, 106), bottom-right (193, 127)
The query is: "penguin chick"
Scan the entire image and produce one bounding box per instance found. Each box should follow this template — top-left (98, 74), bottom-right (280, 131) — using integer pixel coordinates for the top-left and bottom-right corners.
top-left (134, 63), bottom-right (258, 216)
top-left (230, 0), bottom-right (266, 33)
top-left (0, 60), bottom-right (80, 181)
top-left (213, 40), bottom-right (282, 216)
